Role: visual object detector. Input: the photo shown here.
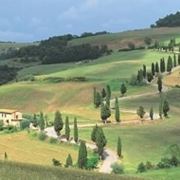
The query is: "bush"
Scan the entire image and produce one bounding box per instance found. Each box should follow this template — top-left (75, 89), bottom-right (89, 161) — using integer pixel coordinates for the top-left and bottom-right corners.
top-left (4, 125), bottom-right (18, 133)
top-left (128, 42), bottom-right (135, 50)
top-left (0, 120), bottom-right (4, 131)
top-left (86, 155), bottom-right (99, 170)
top-left (137, 162), bottom-right (146, 173)
top-left (111, 163), bottom-right (124, 174)
top-left (30, 131), bottom-right (38, 137)
top-left (52, 158), bottom-right (62, 166)
top-left (38, 132), bottom-right (47, 141)
top-left (157, 156), bottom-right (179, 169)
top-left (145, 161), bottom-right (154, 170)
top-left (49, 137), bottom-right (58, 144)
top-left (20, 119), bottom-right (30, 130)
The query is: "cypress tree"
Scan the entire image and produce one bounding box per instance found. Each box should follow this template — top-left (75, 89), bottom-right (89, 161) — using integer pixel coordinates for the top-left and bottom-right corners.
top-left (4, 152), bottom-right (8, 160)
top-left (137, 106), bottom-right (146, 119)
top-left (174, 54), bottom-right (177, 67)
top-left (149, 107), bottom-right (154, 120)
top-left (178, 54), bottom-right (180, 65)
top-left (101, 88), bottom-right (106, 98)
top-left (137, 69), bottom-right (144, 84)
top-left (91, 124), bottom-right (98, 142)
top-left (115, 97), bottom-right (120, 122)
top-left (120, 83), bottom-right (127, 96)
top-left (162, 58), bottom-right (165, 72)
top-left (74, 117), bottom-right (78, 143)
top-left (93, 87), bottom-right (96, 106)
top-left (65, 116), bottom-right (70, 141)
top-left (100, 103), bottom-right (111, 123)
top-left (167, 56), bottom-right (173, 73)
top-left (106, 85), bottom-right (111, 99)
top-left (95, 92), bottom-right (101, 108)
top-left (155, 62), bottom-right (159, 73)
top-left (95, 127), bottom-right (107, 158)
top-left (117, 137), bottom-right (122, 158)
top-left (157, 75), bottom-right (162, 93)
top-left (163, 100), bottom-right (170, 118)
top-left (54, 111), bottom-right (63, 136)
top-left (159, 95), bottom-right (163, 119)
top-left (65, 154), bottom-right (73, 167)
top-left (151, 63), bottom-right (155, 76)
top-left (147, 72), bottom-right (153, 82)
top-left (143, 64), bottom-right (146, 79)
top-left (105, 94), bottom-right (110, 107)
top-left (39, 112), bottom-right (45, 131)
top-left (77, 141), bottom-right (87, 169)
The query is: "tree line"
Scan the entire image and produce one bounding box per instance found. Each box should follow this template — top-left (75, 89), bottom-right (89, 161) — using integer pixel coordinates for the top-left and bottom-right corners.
top-left (3, 35), bottom-right (112, 64)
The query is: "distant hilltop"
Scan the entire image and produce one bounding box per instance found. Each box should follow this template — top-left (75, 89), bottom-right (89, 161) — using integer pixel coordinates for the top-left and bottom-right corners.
top-left (151, 11), bottom-right (180, 28)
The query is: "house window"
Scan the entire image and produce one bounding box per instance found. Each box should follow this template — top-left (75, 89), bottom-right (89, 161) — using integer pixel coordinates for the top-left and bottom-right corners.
top-left (16, 115), bottom-right (18, 119)
top-left (6, 120), bottom-right (9, 124)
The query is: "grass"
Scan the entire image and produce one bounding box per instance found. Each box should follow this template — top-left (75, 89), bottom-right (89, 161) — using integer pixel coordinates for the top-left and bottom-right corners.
top-left (0, 161), bottom-right (142, 180)
top-left (69, 27), bottom-right (180, 49)
top-left (0, 131), bottom-right (78, 166)
top-left (163, 68), bottom-right (180, 87)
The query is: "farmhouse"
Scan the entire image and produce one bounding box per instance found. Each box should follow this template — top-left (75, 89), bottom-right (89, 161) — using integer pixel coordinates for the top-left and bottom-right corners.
top-left (0, 109), bottom-right (22, 126)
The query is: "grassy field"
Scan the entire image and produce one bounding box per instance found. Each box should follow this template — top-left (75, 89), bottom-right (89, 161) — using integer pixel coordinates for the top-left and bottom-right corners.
top-left (0, 131), bottom-right (78, 166)
top-left (0, 161), bottom-right (141, 180)
top-left (163, 68), bottom-right (180, 87)
top-left (0, 28), bottom-right (179, 179)
top-left (69, 27), bottom-right (180, 49)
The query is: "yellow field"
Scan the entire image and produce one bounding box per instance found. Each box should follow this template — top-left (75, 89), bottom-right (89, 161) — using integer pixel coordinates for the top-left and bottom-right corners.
top-left (0, 132), bottom-right (78, 166)
top-left (164, 68), bottom-right (180, 86)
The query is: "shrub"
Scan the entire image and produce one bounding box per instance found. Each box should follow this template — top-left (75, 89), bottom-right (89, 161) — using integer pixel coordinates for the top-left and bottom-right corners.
top-left (0, 120), bottom-right (4, 131)
top-left (52, 158), bottom-right (62, 166)
top-left (111, 163), bottom-right (124, 174)
top-left (128, 42), bottom-right (135, 50)
top-left (4, 125), bottom-right (17, 133)
top-left (86, 155), bottom-right (99, 170)
top-left (20, 119), bottom-right (30, 130)
top-left (137, 162), bottom-right (146, 173)
top-left (30, 131), bottom-right (38, 137)
top-left (38, 132), bottom-right (47, 141)
top-left (145, 161), bottom-right (154, 170)
top-left (49, 137), bottom-right (58, 144)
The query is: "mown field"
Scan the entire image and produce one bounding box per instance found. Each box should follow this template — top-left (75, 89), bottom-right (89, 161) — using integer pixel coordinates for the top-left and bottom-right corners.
top-left (0, 132), bottom-right (78, 166)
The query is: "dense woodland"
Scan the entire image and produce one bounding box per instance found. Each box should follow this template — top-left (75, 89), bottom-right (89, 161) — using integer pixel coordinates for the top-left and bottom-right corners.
top-left (0, 65), bottom-right (18, 85)
top-left (151, 11), bottom-right (180, 27)
top-left (2, 34), bottom-right (111, 64)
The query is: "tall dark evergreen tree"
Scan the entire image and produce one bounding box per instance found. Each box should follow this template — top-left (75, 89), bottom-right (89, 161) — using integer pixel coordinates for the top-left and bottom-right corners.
top-left (54, 111), bottom-right (63, 136)
top-left (160, 58), bottom-right (165, 73)
top-left (65, 116), bottom-right (70, 141)
top-left (147, 72), bottom-right (153, 82)
top-left (115, 97), bottom-right (120, 122)
top-left (74, 117), bottom-right (78, 143)
top-left (151, 63), bottom-right (155, 76)
top-left (178, 54), bottom-right (180, 65)
top-left (149, 107), bottom-right (154, 120)
top-left (77, 141), bottom-right (87, 169)
top-left (155, 62), bottom-right (159, 73)
top-left (173, 54), bottom-right (177, 67)
top-left (94, 92), bottom-right (101, 108)
top-left (93, 87), bottom-right (97, 106)
top-left (163, 100), bottom-right (170, 117)
top-left (101, 88), bottom-right (106, 98)
top-left (106, 85), bottom-right (111, 99)
top-left (137, 106), bottom-right (146, 120)
top-left (39, 112), bottom-right (45, 131)
top-left (100, 103), bottom-right (111, 123)
top-left (65, 154), bottom-right (73, 167)
top-left (159, 95), bottom-right (163, 119)
top-left (157, 75), bottom-right (163, 93)
top-left (143, 64), bottom-right (147, 79)
top-left (137, 69), bottom-right (144, 84)
top-left (95, 127), bottom-right (107, 158)
top-left (117, 137), bottom-right (122, 158)
top-left (167, 56), bottom-right (173, 73)
top-left (91, 124), bottom-right (98, 142)
top-left (120, 83), bottom-right (127, 96)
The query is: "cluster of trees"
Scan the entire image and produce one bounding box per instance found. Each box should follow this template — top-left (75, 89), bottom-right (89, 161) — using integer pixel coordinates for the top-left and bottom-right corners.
top-left (151, 11), bottom-right (180, 28)
top-left (93, 84), bottom-right (126, 123)
top-left (5, 35), bottom-right (111, 64)
top-left (136, 97), bottom-right (170, 121)
top-left (80, 31), bottom-right (109, 38)
top-left (0, 65), bottom-right (18, 85)
top-left (131, 54), bottom-right (180, 87)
